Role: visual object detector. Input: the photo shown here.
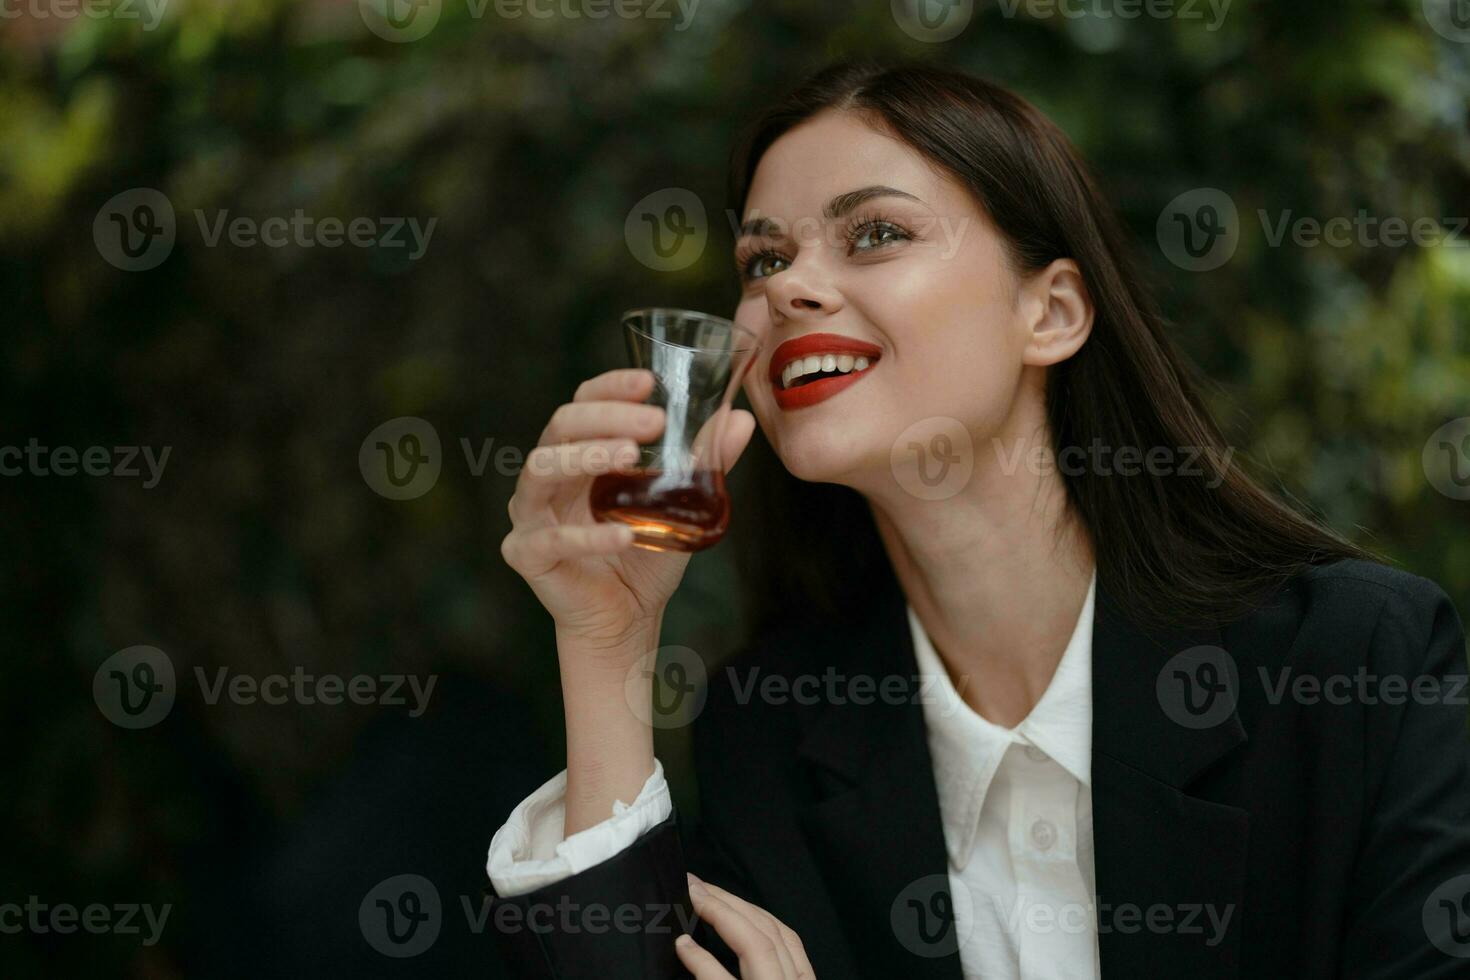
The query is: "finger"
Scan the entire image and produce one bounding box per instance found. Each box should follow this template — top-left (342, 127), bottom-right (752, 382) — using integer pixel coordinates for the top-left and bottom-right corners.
top-left (720, 408), bottom-right (757, 475)
top-left (500, 522), bottom-right (634, 578)
top-left (694, 876), bottom-right (810, 977)
top-left (687, 877), bottom-right (793, 978)
top-left (512, 438), bottom-right (641, 517)
top-left (573, 368), bottom-right (655, 403)
top-left (537, 401), bottom-right (665, 449)
top-left (674, 934), bottom-right (736, 979)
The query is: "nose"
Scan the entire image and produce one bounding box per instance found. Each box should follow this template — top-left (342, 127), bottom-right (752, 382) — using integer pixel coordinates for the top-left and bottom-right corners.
top-left (764, 257), bottom-right (845, 324)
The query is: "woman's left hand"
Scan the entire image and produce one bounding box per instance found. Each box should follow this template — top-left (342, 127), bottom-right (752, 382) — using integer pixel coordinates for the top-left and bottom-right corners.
top-left (675, 873), bottom-right (815, 979)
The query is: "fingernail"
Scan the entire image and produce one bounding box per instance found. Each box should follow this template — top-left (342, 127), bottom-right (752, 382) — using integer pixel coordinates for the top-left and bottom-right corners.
top-left (676, 934), bottom-right (694, 949)
top-left (686, 872), bottom-right (707, 897)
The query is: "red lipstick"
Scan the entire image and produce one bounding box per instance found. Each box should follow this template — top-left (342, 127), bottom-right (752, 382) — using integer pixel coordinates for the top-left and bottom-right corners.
top-left (768, 333), bottom-right (883, 411)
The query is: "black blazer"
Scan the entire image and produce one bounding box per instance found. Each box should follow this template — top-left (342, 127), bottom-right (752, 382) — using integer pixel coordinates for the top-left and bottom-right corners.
top-left (487, 558), bottom-right (1470, 978)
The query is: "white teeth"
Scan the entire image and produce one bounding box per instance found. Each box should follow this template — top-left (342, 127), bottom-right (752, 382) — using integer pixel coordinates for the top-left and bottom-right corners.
top-left (779, 352), bottom-right (877, 389)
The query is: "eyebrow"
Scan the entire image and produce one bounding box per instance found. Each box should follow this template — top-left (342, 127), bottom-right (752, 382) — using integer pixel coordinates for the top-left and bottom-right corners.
top-left (735, 185), bottom-right (924, 239)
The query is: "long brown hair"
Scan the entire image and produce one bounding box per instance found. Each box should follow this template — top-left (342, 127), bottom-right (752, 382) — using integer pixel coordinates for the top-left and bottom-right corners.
top-left (724, 59), bottom-right (1378, 636)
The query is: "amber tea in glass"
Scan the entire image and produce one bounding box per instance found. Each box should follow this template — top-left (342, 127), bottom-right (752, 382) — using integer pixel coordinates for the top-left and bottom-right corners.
top-left (589, 308), bottom-right (761, 552)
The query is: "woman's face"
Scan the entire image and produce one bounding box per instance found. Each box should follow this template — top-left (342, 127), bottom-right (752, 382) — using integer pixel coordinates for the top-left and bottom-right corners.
top-left (734, 109), bottom-right (1045, 493)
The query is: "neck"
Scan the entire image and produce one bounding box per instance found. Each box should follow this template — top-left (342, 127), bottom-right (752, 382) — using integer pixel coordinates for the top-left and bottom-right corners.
top-left (859, 396), bottom-right (1095, 728)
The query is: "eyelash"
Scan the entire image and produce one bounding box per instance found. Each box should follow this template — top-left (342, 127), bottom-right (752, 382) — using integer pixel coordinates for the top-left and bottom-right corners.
top-left (734, 213), bottom-right (914, 282)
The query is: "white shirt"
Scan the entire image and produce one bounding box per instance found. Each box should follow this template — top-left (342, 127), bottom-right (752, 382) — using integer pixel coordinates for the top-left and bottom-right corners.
top-left (488, 569), bottom-right (1099, 980)
top-left (911, 568), bottom-right (1099, 979)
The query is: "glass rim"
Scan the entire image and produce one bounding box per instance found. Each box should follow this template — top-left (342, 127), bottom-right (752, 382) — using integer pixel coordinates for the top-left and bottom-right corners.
top-left (622, 307), bottom-right (762, 352)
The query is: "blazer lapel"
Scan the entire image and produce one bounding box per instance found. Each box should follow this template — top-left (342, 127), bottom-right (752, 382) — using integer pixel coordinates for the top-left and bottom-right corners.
top-left (788, 562), bottom-right (1250, 980)
top-left (794, 563), bottom-right (965, 980)
top-left (1091, 571), bottom-right (1249, 978)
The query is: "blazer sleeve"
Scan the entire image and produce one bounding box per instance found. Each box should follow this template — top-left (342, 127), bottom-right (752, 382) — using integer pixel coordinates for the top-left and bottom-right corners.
top-left (1341, 578), bottom-right (1470, 978)
top-left (484, 795), bottom-right (751, 978)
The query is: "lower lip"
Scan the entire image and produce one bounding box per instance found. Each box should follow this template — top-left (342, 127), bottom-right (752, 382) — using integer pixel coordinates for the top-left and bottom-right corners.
top-left (772, 363), bottom-right (879, 410)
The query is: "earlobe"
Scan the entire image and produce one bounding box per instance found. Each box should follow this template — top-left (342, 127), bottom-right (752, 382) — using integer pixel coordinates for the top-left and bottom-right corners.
top-left (1021, 258), bottom-right (1094, 367)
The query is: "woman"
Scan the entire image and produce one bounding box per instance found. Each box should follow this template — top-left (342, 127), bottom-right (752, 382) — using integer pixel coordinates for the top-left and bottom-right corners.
top-left (489, 60), bottom-right (1470, 979)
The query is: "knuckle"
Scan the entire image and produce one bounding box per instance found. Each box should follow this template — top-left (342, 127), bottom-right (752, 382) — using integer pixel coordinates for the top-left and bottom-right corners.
top-left (527, 445), bottom-right (558, 475)
top-left (749, 940), bottom-right (780, 965)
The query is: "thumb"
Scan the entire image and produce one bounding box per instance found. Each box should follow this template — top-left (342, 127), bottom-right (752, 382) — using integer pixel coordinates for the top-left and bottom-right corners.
top-left (720, 408), bottom-right (758, 474)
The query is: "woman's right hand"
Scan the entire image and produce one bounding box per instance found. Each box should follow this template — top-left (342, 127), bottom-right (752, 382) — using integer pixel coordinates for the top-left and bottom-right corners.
top-left (500, 367), bottom-right (757, 664)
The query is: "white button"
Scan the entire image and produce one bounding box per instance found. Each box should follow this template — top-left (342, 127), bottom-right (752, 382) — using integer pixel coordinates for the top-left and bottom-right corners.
top-left (1030, 818), bottom-right (1057, 851)
top-left (1023, 743), bottom-right (1048, 763)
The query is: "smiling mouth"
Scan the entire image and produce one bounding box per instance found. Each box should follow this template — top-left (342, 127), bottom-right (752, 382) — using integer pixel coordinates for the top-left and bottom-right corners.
top-left (778, 353), bottom-right (876, 390)
top-left (770, 354), bottom-right (881, 410)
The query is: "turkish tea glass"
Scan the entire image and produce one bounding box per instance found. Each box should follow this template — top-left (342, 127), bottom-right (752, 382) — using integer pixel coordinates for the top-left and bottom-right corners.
top-left (589, 308), bottom-right (762, 552)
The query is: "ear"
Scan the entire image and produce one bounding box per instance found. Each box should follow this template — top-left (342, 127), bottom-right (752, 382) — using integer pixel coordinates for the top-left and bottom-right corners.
top-left (1018, 258), bottom-right (1093, 367)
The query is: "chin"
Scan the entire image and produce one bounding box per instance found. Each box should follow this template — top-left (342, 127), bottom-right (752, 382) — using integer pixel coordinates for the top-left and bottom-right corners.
top-left (774, 431), bottom-right (883, 487)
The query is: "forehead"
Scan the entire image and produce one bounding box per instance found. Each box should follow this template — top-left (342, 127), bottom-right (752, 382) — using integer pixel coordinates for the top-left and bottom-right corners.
top-left (744, 110), bottom-right (961, 217)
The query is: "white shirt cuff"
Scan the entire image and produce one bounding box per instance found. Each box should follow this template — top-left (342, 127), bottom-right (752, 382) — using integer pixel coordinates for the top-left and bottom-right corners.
top-left (486, 758), bottom-right (673, 898)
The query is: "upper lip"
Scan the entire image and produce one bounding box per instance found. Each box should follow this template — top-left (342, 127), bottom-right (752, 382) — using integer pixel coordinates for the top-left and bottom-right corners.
top-left (768, 332), bottom-right (883, 383)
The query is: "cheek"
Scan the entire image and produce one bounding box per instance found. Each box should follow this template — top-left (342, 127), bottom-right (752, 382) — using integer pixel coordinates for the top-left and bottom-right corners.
top-left (880, 307), bottom-right (1026, 440)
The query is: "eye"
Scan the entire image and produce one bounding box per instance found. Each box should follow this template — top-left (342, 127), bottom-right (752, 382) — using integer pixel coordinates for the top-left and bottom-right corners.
top-left (850, 219), bottom-right (910, 252)
top-left (738, 249), bottom-right (790, 282)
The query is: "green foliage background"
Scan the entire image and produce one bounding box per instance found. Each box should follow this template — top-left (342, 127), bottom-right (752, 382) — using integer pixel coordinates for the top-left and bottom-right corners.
top-left (1, 0), bottom-right (1467, 974)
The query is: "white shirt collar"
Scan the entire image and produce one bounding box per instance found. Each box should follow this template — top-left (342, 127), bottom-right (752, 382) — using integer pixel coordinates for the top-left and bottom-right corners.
top-left (907, 567), bottom-right (1096, 869)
